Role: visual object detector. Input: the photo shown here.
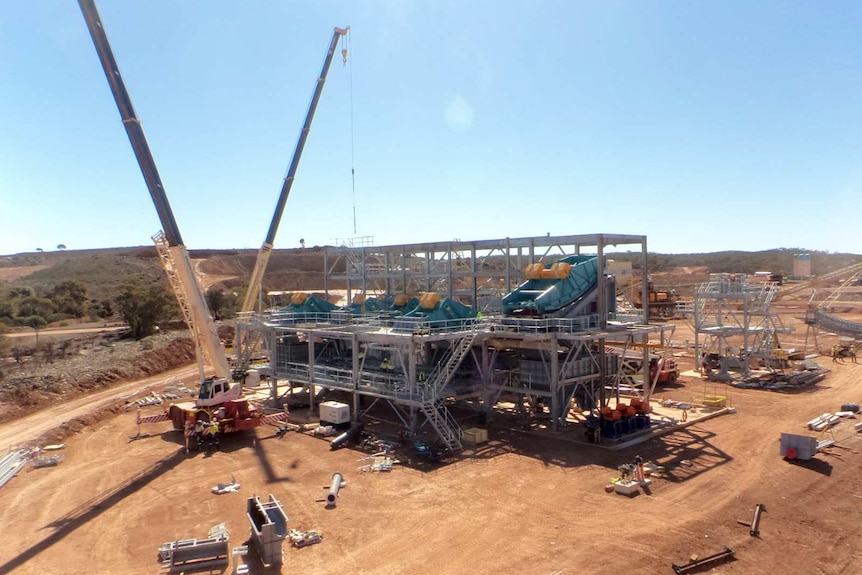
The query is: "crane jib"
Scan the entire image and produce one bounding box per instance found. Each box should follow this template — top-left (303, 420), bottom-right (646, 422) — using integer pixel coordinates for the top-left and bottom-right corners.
top-left (77, 0), bottom-right (184, 247)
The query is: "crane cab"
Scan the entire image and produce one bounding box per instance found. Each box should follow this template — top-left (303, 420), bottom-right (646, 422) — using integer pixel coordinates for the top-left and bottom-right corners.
top-left (196, 377), bottom-right (242, 407)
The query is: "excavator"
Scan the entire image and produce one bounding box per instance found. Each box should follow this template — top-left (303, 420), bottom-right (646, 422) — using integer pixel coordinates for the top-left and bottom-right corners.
top-left (78, 0), bottom-right (287, 444)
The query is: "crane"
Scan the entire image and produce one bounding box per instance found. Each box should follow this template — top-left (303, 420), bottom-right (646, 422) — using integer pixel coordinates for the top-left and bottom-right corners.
top-left (240, 25), bottom-right (350, 313)
top-left (78, 0), bottom-right (230, 388)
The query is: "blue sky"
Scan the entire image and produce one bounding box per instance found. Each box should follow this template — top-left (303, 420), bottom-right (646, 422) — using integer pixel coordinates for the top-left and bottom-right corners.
top-left (2, 1), bottom-right (861, 256)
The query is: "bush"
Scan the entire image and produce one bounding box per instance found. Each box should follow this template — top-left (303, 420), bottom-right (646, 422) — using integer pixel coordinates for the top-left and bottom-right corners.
top-left (47, 313), bottom-right (75, 324)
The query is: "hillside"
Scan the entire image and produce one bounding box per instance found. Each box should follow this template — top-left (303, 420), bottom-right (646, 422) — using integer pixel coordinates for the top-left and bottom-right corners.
top-left (1, 245), bottom-right (860, 304)
top-left (0, 246), bottom-right (332, 302)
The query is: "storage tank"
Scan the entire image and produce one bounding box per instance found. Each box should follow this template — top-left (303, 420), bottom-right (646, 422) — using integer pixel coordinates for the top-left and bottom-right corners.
top-left (794, 254), bottom-right (812, 278)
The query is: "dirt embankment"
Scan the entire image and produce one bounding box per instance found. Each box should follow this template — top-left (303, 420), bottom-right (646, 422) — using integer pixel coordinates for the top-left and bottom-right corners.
top-left (0, 334), bottom-right (196, 422)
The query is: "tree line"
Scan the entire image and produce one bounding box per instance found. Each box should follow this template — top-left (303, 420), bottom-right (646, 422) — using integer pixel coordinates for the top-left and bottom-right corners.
top-left (0, 280), bottom-right (240, 341)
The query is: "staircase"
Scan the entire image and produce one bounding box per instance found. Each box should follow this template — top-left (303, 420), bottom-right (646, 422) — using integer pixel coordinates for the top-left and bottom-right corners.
top-left (421, 399), bottom-right (462, 452)
top-left (416, 330), bottom-right (477, 452)
top-left (424, 332), bottom-right (477, 401)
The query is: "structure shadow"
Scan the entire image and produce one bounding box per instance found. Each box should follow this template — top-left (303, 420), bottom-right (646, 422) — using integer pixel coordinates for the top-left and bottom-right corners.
top-left (622, 425), bottom-right (734, 483)
top-left (0, 449), bottom-right (186, 574)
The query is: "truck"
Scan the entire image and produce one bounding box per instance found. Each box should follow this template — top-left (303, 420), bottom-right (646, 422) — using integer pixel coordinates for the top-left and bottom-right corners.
top-left (633, 281), bottom-right (679, 319)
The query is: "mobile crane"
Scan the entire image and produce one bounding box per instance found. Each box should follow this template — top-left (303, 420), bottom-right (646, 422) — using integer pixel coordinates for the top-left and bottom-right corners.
top-left (78, 0), bottom-right (283, 440)
top-left (240, 25), bottom-right (350, 314)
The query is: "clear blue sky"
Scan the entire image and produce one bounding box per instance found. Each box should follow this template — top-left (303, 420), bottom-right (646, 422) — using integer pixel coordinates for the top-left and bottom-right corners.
top-left (2, 1), bottom-right (861, 256)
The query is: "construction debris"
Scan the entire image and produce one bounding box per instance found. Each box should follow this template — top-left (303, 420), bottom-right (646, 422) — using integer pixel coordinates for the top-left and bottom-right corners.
top-left (0, 449), bottom-right (29, 490)
top-left (288, 528), bottom-right (323, 548)
top-left (749, 504), bottom-right (766, 537)
top-left (31, 454), bottom-right (65, 468)
top-left (732, 365), bottom-right (828, 390)
top-left (211, 475), bottom-right (240, 494)
top-left (359, 456), bottom-right (399, 472)
top-left (158, 524), bottom-right (230, 573)
top-left (672, 546), bottom-right (735, 574)
top-left (808, 413), bottom-right (842, 431)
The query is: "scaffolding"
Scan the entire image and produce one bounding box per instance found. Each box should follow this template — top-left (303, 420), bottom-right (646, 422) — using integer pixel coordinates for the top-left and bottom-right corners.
top-left (692, 274), bottom-right (789, 378)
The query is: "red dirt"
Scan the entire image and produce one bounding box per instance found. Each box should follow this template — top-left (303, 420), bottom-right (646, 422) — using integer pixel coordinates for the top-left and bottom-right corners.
top-left (2, 317), bottom-right (862, 574)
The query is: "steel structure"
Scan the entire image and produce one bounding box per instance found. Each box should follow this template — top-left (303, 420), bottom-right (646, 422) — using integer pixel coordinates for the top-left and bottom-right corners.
top-left (690, 274), bottom-right (789, 377)
top-left (237, 233), bottom-right (676, 450)
top-left (322, 233), bottom-right (651, 315)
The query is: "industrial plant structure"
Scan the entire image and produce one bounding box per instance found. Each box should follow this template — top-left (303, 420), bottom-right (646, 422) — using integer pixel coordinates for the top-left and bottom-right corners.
top-left (236, 233), bottom-right (676, 451)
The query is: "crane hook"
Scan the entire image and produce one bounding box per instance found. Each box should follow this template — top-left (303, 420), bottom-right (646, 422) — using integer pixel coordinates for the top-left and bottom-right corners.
top-left (342, 47), bottom-right (348, 66)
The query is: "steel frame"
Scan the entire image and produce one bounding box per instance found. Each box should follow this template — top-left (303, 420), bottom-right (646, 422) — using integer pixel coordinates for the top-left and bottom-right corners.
top-left (236, 233), bottom-right (676, 449)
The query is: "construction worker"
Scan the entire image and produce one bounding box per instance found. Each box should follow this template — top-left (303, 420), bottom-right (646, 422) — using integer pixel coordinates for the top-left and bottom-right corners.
top-left (205, 417), bottom-right (220, 451)
top-left (418, 371), bottom-right (427, 383)
top-left (194, 419), bottom-right (206, 449)
top-left (380, 357), bottom-right (393, 371)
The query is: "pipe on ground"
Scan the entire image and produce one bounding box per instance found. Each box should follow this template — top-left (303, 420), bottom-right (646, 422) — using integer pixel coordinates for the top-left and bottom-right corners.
top-left (326, 472), bottom-right (343, 507)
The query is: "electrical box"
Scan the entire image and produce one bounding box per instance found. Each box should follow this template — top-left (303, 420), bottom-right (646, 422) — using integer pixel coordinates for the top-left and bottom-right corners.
top-left (319, 401), bottom-right (350, 425)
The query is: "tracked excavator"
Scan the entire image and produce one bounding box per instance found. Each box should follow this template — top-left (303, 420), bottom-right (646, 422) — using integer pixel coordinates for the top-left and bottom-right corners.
top-left (78, 0), bottom-right (287, 444)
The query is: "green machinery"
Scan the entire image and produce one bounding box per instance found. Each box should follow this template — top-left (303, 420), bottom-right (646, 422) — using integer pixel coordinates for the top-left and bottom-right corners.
top-left (502, 255), bottom-right (612, 318)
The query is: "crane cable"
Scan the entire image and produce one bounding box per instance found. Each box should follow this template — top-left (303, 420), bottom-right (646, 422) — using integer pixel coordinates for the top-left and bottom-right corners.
top-left (343, 32), bottom-right (358, 235)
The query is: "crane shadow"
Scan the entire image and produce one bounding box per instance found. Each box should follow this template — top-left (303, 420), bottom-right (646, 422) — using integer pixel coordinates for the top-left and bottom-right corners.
top-left (0, 449), bottom-right (186, 574)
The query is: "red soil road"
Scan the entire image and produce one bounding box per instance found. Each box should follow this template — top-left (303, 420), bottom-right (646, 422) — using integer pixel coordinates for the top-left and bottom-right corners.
top-left (2, 325), bottom-right (862, 574)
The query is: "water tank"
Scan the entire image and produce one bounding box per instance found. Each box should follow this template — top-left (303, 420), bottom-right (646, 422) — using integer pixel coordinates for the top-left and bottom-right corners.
top-left (245, 369), bottom-right (261, 387)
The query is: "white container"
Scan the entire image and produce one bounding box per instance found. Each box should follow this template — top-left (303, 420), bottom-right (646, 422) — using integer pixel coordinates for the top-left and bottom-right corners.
top-left (319, 401), bottom-right (350, 425)
top-left (245, 369), bottom-right (261, 387)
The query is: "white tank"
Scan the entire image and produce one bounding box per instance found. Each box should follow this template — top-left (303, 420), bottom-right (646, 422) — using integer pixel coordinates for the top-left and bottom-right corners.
top-left (245, 369), bottom-right (261, 387)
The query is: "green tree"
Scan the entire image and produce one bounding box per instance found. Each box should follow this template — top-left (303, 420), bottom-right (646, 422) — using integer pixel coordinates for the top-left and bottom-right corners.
top-left (0, 300), bottom-right (13, 323)
top-left (8, 287), bottom-right (31, 299)
top-left (17, 296), bottom-right (56, 320)
top-left (116, 283), bottom-right (172, 340)
top-left (87, 298), bottom-right (114, 320)
top-left (50, 281), bottom-right (88, 317)
top-left (20, 315), bottom-right (47, 344)
top-left (206, 289), bottom-right (239, 320)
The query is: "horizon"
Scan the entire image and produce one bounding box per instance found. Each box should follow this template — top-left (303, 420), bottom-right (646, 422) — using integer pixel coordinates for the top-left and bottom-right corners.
top-left (3, 242), bottom-right (860, 260)
top-left (2, 2), bottom-right (861, 255)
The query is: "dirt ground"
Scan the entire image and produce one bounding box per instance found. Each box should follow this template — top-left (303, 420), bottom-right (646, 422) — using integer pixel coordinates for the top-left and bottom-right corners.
top-left (2, 316), bottom-right (862, 575)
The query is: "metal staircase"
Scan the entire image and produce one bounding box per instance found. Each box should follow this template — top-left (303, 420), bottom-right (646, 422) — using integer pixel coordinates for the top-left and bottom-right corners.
top-left (818, 271), bottom-right (862, 311)
top-left (421, 399), bottom-right (462, 451)
top-left (416, 331), bottom-right (477, 451)
top-left (424, 332), bottom-right (478, 400)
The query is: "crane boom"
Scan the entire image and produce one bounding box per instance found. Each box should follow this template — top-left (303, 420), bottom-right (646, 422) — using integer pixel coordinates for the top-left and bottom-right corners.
top-left (241, 25), bottom-right (350, 313)
top-left (78, 0), bottom-right (230, 380)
